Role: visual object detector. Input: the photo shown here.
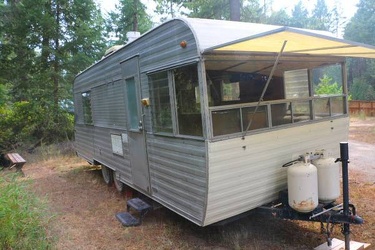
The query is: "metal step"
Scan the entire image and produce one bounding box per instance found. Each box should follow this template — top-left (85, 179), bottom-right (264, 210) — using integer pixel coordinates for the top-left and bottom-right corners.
top-left (116, 212), bottom-right (140, 227)
top-left (116, 198), bottom-right (153, 227)
top-left (126, 197), bottom-right (152, 212)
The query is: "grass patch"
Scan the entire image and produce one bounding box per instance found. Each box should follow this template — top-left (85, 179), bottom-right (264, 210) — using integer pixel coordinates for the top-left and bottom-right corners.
top-left (25, 142), bottom-right (75, 164)
top-left (0, 173), bottom-right (53, 249)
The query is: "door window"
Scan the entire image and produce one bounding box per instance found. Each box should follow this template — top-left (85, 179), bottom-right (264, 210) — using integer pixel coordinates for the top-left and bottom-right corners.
top-left (125, 77), bottom-right (139, 130)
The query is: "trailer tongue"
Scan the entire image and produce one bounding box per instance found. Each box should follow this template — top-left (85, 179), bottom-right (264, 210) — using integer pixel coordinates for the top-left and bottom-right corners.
top-left (257, 142), bottom-right (365, 249)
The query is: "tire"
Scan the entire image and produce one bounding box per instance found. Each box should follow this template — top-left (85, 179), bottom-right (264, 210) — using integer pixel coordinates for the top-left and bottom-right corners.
top-left (113, 171), bottom-right (125, 193)
top-left (101, 165), bottom-right (114, 186)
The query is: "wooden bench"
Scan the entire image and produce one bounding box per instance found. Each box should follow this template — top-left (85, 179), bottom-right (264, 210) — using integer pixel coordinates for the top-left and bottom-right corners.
top-left (5, 153), bottom-right (26, 173)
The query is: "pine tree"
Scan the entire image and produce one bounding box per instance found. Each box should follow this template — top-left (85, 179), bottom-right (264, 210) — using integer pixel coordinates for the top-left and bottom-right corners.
top-left (0, 0), bottom-right (106, 150)
top-left (344, 0), bottom-right (375, 99)
top-left (105, 0), bottom-right (152, 45)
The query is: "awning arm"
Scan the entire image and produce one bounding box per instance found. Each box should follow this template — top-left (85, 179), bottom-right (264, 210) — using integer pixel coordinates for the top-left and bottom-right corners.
top-left (242, 40), bottom-right (288, 139)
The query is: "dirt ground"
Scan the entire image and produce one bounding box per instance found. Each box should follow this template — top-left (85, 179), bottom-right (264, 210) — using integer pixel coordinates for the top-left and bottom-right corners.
top-left (20, 117), bottom-right (375, 250)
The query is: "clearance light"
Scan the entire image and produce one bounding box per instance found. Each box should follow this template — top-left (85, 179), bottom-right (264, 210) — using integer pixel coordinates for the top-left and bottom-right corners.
top-left (180, 40), bottom-right (187, 48)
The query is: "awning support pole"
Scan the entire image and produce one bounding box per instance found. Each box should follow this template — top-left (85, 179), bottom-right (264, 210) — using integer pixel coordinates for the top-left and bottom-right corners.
top-left (242, 40), bottom-right (287, 139)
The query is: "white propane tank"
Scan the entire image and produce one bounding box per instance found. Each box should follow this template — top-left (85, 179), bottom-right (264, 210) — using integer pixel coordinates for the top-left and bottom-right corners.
top-left (313, 157), bottom-right (340, 204)
top-left (287, 160), bottom-right (318, 213)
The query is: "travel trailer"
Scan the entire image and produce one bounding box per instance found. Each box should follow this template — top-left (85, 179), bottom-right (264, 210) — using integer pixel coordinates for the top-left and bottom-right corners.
top-left (73, 18), bottom-right (375, 228)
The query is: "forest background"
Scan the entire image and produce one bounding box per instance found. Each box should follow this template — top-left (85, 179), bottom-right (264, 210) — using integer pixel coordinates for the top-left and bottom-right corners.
top-left (1, 0), bottom-right (374, 152)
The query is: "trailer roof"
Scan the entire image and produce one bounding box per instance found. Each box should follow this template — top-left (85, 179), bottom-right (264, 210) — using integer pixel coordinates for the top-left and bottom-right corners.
top-left (182, 18), bottom-right (375, 59)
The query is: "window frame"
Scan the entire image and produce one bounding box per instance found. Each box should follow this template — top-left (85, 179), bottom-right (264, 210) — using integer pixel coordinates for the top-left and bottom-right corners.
top-left (148, 63), bottom-right (204, 139)
top-left (81, 91), bottom-right (93, 125)
top-left (125, 76), bottom-right (141, 132)
top-left (149, 71), bottom-right (175, 134)
top-left (205, 61), bottom-right (348, 139)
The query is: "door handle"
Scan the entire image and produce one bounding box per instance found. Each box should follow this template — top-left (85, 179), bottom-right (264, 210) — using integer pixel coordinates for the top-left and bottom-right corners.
top-left (138, 120), bottom-right (143, 131)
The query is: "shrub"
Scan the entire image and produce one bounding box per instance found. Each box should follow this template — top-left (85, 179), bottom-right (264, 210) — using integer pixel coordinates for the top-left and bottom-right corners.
top-left (0, 101), bottom-right (74, 153)
top-left (315, 74), bottom-right (342, 95)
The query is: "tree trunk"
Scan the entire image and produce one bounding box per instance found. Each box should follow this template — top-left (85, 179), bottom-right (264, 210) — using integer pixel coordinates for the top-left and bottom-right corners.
top-left (133, 0), bottom-right (138, 31)
top-left (53, 1), bottom-right (60, 110)
top-left (230, 0), bottom-right (241, 21)
top-left (41, 0), bottom-right (52, 69)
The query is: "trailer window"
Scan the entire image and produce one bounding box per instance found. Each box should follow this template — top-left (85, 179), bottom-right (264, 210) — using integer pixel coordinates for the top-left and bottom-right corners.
top-left (312, 64), bottom-right (343, 96)
top-left (150, 72), bottom-right (173, 133)
top-left (206, 71), bottom-right (283, 106)
top-left (284, 69), bottom-right (309, 99)
top-left (222, 81), bottom-right (240, 101)
top-left (173, 65), bottom-right (203, 137)
top-left (292, 101), bottom-right (312, 122)
top-left (150, 65), bottom-right (203, 137)
top-left (205, 58), bottom-right (346, 138)
top-left (242, 106), bottom-right (268, 130)
top-left (82, 91), bottom-right (93, 125)
top-left (312, 64), bottom-right (344, 119)
top-left (212, 109), bottom-right (241, 136)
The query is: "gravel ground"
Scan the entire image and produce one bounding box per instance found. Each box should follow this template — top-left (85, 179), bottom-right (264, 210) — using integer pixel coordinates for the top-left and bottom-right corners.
top-left (349, 139), bottom-right (375, 183)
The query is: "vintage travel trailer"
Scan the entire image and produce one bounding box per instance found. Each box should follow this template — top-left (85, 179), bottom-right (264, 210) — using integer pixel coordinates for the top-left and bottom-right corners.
top-left (74, 18), bottom-right (375, 227)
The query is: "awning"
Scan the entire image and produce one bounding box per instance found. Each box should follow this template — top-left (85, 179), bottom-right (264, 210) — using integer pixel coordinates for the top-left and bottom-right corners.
top-left (205, 27), bottom-right (375, 59)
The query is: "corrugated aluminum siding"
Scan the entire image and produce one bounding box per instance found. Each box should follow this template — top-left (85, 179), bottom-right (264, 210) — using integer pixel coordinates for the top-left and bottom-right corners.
top-left (147, 135), bottom-right (207, 225)
top-left (204, 117), bottom-right (349, 225)
top-left (91, 80), bottom-right (127, 129)
top-left (138, 22), bottom-right (198, 73)
top-left (74, 19), bottom-right (207, 224)
top-left (74, 125), bottom-right (95, 162)
top-left (74, 51), bottom-right (122, 93)
top-left (93, 127), bottom-right (132, 183)
top-left (74, 19), bottom-right (200, 132)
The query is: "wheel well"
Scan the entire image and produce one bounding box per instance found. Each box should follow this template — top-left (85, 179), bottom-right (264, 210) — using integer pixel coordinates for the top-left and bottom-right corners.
top-left (93, 160), bottom-right (115, 171)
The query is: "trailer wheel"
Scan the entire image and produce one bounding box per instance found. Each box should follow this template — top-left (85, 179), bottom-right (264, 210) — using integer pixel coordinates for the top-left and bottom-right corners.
top-left (113, 171), bottom-right (125, 193)
top-left (101, 165), bottom-right (113, 186)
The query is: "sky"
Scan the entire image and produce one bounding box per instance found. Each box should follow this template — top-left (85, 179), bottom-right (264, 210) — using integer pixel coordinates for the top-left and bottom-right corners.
top-left (95, 0), bottom-right (360, 35)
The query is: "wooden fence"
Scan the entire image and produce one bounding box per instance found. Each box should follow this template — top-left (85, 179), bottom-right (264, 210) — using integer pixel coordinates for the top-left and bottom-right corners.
top-left (349, 100), bottom-right (375, 116)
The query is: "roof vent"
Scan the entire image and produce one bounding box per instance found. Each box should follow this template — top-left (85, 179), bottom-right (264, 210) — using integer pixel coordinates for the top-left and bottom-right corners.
top-left (126, 31), bottom-right (141, 43)
top-left (103, 45), bottom-right (124, 57)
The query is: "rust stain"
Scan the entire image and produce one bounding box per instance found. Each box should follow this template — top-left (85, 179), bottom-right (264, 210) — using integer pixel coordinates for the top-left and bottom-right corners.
top-left (292, 198), bottom-right (316, 212)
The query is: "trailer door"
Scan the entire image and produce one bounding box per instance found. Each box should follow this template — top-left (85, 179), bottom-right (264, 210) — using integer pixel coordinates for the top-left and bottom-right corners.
top-left (121, 56), bottom-right (150, 194)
